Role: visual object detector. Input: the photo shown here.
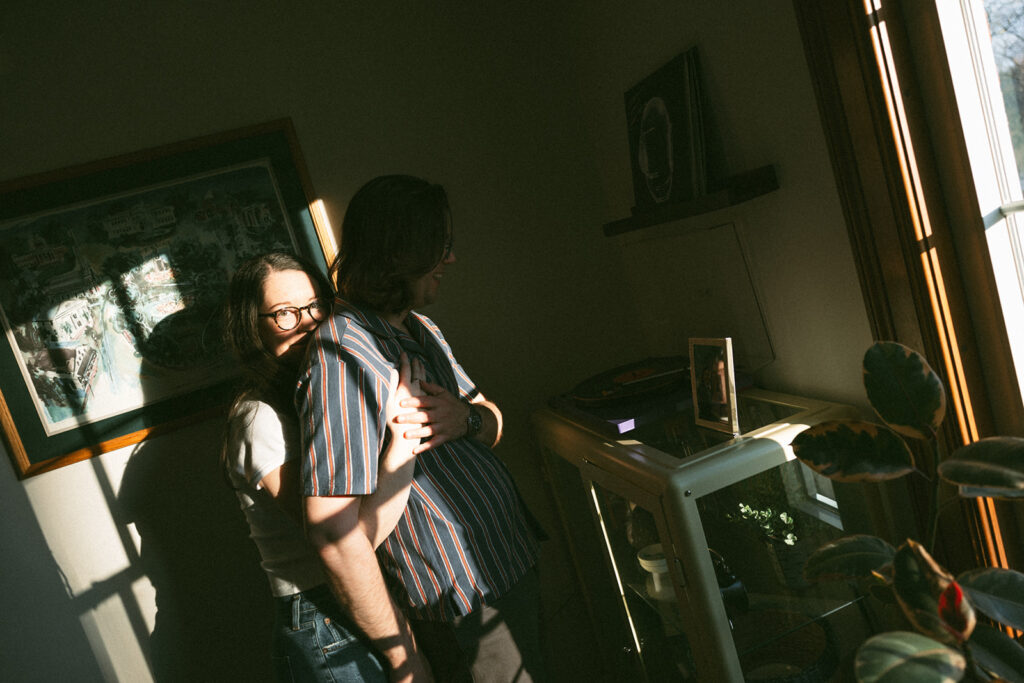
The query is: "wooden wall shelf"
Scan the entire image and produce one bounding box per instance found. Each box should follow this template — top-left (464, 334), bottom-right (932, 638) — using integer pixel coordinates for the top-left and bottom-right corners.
top-left (603, 165), bottom-right (779, 236)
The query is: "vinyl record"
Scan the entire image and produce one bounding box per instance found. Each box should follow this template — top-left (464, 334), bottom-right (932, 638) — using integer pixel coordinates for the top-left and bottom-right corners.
top-left (571, 355), bottom-right (688, 407)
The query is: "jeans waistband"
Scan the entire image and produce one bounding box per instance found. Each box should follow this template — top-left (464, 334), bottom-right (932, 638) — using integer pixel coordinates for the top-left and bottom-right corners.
top-left (276, 584), bottom-right (335, 629)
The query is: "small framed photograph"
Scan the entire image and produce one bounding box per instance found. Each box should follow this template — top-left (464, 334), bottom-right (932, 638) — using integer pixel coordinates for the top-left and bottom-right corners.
top-left (689, 337), bottom-right (739, 434)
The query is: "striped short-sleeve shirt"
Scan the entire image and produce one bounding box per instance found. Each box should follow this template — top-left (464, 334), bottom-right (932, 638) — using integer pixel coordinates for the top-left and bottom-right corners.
top-left (297, 298), bottom-right (540, 621)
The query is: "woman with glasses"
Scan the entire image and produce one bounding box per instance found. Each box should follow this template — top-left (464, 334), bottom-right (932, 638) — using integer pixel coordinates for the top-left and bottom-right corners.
top-left (221, 251), bottom-right (425, 682)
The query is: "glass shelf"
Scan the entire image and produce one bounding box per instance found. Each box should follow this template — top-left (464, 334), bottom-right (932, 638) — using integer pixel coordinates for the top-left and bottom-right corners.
top-left (698, 457), bottom-right (869, 680)
top-left (535, 388), bottom-right (869, 680)
top-left (624, 390), bottom-right (808, 459)
top-left (590, 480), bottom-right (694, 680)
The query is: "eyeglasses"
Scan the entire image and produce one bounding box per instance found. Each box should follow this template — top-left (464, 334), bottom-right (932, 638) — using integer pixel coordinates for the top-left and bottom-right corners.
top-left (443, 233), bottom-right (453, 259)
top-left (259, 301), bottom-right (326, 331)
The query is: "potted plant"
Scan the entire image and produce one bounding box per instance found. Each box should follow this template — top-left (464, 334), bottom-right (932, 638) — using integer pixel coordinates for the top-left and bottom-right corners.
top-left (792, 342), bottom-right (1024, 681)
top-left (729, 502), bottom-right (798, 546)
top-left (727, 501), bottom-right (806, 589)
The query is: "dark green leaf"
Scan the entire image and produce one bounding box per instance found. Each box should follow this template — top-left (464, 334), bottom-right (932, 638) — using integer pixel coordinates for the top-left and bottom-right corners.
top-left (805, 535), bottom-right (896, 581)
top-left (854, 631), bottom-right (965, 682)
top-left (792, 420), bottom-right (915, 482)
top-left (957, 486), bottom-right (1001, 498)
top-left (863, 342), bottom-right (945, 440)
top-left (957, 568), bottom-right (1024, 631)
top-left (966, 623), bottom-right (1024, 682)
top-left (870, 582), bottom-right (899, 605)
top-left (940, 438), bottom-right (1024, 499)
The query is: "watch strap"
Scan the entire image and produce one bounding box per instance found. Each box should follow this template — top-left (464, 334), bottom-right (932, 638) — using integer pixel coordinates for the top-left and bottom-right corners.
top-left (464, 402), bottom-right (483, 438)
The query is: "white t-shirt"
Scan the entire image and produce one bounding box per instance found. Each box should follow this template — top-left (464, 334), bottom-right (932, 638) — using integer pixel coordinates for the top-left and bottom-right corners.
top-left (225, 399), bottom-right (326, 597)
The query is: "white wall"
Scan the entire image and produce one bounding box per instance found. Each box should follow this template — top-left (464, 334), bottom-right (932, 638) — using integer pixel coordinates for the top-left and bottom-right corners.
top-left (0, 2), bottom-right (871, 680)
top-left (564, 0), bottom-right (873, 403)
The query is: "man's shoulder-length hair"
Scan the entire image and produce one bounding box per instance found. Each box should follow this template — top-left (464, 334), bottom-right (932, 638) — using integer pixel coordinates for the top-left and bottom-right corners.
top-left (331, 174), bottom-right (450, 314)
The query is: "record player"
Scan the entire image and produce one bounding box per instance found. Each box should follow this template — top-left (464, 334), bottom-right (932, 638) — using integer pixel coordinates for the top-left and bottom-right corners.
top-left (549, 356), bottom-right (692, 438)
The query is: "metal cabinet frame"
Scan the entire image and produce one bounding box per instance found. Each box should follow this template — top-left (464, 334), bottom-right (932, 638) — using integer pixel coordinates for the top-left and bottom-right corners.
top-left (535, 389), bottom-right (857, 681)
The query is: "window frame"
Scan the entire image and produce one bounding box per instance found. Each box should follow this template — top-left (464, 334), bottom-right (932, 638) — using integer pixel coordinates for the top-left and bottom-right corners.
top-left (793, 0), bottom-right (1024, 570)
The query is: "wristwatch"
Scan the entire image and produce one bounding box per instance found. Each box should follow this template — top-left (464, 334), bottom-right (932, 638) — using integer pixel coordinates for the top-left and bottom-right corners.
top-left (464, 402), bottom-right (482, 438)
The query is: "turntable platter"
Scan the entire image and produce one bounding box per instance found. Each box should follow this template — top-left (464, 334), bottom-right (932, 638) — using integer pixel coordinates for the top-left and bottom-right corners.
top-left (571, 356), bottom-right (688, 407)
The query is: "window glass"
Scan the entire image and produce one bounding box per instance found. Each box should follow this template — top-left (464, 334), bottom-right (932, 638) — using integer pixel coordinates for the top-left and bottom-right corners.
top-left (937, 0), bottom-right (1024, 397)
top-left (985, 1), bottom-right (1024, 194)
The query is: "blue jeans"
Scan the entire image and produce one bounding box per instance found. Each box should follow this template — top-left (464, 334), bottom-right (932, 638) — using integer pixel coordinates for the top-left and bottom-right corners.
top-left (273, 585), bottom-right (387, 683)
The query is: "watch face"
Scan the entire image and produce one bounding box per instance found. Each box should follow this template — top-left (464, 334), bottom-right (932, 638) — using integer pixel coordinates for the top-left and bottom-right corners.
top-left (467, 405), bottom-right (482, 436)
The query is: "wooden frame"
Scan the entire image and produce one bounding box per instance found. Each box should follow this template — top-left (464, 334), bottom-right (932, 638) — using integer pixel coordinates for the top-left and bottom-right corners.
top-left (791, 0), bottom-right (1020, 568)
top-left (0, 119), bottom-right (332, 478)
top-left (689, 337), bottom-right (739, 435)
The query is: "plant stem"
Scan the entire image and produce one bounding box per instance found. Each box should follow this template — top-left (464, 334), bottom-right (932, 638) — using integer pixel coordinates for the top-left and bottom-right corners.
top-left (926, 435), bottom-right (946, 554)
top-left (961, 641), bottom-right (982, 681)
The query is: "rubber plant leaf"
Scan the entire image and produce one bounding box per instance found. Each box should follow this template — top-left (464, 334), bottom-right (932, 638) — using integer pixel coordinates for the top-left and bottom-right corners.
top-left (792, 420), bottom-right (914, 482)
top-left (854, 631), bottom-right (964, 683)
top-left (939, 437), bottom-right (1024, 499)
top-left (892, 540), bottom-right (975, 644)
top-left (957, 567), bottom-right (1024, 631)
top-left (966, 623), bottom-right (1024, 683)
top-left (863, 342), bottom-right (945, 440)
top-left (804, 534), bottom-right (896, 582)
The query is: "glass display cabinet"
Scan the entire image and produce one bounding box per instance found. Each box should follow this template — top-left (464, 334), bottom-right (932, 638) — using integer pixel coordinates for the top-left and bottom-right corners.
top-left (534, 388), bottom-right (876, 682)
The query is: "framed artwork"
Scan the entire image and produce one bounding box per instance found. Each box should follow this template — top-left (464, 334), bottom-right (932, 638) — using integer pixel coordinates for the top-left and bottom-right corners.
top-left (0, 119), bottom-right (333, 477)
top-left (689, 337), bottom-right (739, 435)
top-left (624, 46), bottom-right (707, 212)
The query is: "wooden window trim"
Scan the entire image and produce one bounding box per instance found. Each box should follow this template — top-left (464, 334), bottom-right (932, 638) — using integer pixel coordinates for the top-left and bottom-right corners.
top-left (792, 0), bottom-right (1022, 570)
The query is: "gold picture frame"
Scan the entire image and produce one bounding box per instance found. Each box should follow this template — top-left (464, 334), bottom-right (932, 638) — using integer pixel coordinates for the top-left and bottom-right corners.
top-left (0, 119), bottom-right (331, 477)
top-left (689, 337), bottom-right (739, 435)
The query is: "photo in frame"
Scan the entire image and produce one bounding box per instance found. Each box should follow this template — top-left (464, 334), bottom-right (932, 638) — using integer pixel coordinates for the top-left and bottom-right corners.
top-left (0, 119), bottom-right (332, 477)
top-left (689, 337), bottom-right (739, 434)
top-left (624, 46), bottom-right (707, 212)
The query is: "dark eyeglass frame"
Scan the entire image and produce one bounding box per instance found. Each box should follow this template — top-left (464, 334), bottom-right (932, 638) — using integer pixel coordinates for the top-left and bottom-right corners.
top-left (258, 301), bottom-right (325, 331)
top-left (442, 233), bottom-right (454, 259)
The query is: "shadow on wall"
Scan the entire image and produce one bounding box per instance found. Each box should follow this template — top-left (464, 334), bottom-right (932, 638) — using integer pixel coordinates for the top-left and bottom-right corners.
top-left (117, 312), bottom-right (275, 682)
top-left (118, 423), bottom-right (275, 682)
top-left (0, 462), bottom-right (105, 681)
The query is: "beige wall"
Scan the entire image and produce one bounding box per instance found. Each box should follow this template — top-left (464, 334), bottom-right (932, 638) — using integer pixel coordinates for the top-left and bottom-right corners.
top-left (565, 0), bottom-right (873, 400)
top-left (0, 2), bottom-right (871, 680)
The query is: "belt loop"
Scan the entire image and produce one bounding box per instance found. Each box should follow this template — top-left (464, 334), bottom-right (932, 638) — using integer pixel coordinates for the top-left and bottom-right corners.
top-left (291, 592), bottom-right (302, 631)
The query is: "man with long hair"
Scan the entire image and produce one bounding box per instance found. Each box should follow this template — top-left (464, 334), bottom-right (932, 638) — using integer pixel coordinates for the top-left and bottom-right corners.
top-left (298, 175), bottom-right (544, 682)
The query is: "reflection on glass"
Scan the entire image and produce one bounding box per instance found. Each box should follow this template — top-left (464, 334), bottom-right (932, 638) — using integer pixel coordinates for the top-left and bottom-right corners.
top-left (694, 346), bottom-right (727, 420)
top-left (699, 460), bottom-right (871, 679)
top-left (629, 392), bottom-right (802, 459)
top-left (690, 338), bottom-right (738, 434)
top-left (591, 482), bottom-right (693, 681)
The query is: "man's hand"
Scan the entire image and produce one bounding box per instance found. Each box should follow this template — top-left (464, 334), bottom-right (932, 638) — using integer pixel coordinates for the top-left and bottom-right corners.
top-left (390, 652), bottom-right (432, 683)
top-left (395, 380), bottom-right (467, 453)
top-left (396, 380), bottom-right (502, 452)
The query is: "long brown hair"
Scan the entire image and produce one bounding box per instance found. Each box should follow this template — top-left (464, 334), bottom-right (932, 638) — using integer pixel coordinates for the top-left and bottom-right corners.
top-left (220, 251), bottom-right (331, 479)
top-left (331, 174), bottom-right (451, 314)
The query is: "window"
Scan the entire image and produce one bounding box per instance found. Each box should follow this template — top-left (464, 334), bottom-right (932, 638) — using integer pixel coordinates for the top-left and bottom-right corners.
top-left (781, 460), bottom-right (843, 531)
top-left (986, 2), bottom-right (1024, 192)
top-left (936, 0), bottom-right (1024, 399)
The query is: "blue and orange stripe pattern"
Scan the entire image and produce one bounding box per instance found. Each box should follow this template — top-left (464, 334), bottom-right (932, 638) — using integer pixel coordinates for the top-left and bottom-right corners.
top-left (297, 299), bottom-right (539, 621)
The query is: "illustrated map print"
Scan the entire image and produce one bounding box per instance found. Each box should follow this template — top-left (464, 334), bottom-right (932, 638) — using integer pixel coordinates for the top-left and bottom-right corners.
top-left (0, 161), bottom-right (299, 436)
